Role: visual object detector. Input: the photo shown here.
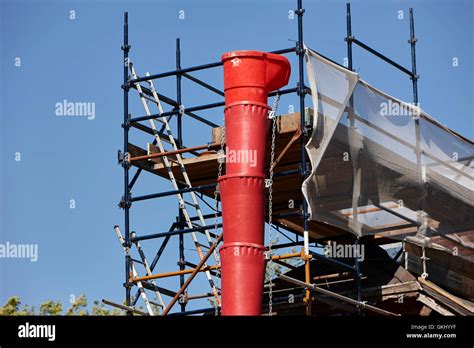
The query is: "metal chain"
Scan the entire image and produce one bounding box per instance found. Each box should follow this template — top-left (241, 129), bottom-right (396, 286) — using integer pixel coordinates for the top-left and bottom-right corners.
top-left (267, 93), bottom-right (280, 316)
top-left (213, 116), bottom-right (225, 316)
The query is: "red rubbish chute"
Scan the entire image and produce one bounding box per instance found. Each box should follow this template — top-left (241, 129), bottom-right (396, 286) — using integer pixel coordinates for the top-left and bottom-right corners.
top-left (219, 50), bottom-right (291, 315)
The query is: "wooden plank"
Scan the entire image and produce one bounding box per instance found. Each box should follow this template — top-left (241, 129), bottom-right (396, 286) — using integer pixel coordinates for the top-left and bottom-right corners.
top-left (212, 111), bottom-right (304, 144)
top-left (418, 277), bottom-right (474, 313)
top-left (419, 304), bottom-right (433, 316)
top-left (405, 252), bottom-right (474, 301)
top-left (384, 265), bottom-right (418, 286)
top-left (416, 293), bottom-right (454, 316)
top-left (340, 281), bottom-right (422, 300)
top-left (128, 143), bottom-right (155, 174)
top-left (405, 242), bottom-right (474, 278)
top-left (275, 217), bottom-right (348, 241)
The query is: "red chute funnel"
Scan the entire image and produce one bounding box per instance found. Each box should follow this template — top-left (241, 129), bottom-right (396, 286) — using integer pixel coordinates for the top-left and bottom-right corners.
top-left (221, 50), bottom-right (291, 105)
top-left (219, 50), bottom-right (291, 316)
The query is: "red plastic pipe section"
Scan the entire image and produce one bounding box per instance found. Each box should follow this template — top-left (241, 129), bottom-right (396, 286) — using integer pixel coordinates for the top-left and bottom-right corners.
top-left (219, 50), bottom-right (291, 315)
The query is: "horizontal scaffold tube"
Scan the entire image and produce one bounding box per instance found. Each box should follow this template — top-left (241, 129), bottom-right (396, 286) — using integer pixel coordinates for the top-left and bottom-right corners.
top-left (130, 143), bottom-right (220, 163)
top-left (129, 47), bottom-right (296, 84)
top-left (131, 223), bottom-right (221, 242)
top-left (129, 252), bottom-right (304, 282)
top-left (131, 183), bottom-right (216, 202)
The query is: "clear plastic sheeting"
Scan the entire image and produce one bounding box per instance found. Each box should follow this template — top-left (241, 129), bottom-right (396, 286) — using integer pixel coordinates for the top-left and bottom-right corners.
top-left (303, 48), bottom-right (474, 242)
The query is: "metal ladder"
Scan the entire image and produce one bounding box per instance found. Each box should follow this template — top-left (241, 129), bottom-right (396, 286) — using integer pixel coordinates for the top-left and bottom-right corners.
top-left (113, 226), bottom-right (157, 315)
top-left (129, 64), bottom-right (221, 305)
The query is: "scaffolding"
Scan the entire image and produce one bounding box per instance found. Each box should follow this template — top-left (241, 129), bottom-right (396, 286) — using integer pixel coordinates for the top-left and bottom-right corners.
top-left (108, 0), bottom-right (436, 316)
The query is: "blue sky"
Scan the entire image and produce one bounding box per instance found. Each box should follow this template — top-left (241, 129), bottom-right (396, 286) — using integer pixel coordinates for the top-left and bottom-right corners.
top-left (0, 0), bottom-right (472, 314)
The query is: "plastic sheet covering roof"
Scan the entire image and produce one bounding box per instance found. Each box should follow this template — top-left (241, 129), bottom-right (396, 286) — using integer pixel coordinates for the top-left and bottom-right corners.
top-left (302, 47), bottom-right (474, 244)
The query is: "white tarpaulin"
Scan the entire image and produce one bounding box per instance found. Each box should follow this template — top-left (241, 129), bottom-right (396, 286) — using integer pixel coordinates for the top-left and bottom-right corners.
top-left (303, 47), bottom-right (474, 241)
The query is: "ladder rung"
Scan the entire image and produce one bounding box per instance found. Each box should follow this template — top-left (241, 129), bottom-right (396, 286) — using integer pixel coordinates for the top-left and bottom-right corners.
top-left (141, 93), bottom-right (161, 106)
top-left (175, 180), bottom-right (189, 188)
top-left (159, 134), bottom-right (173, 144)
top-left (148, 300), bottom-right (164, 308)
top-left (152, 117), bottom-right (166, 124)
top-left (157, 131), bottom-right (177, 147)
top-left (175, 180), bottom-right (191, 188)
top-left (183, 200), bottom-right (198, 208)
top-left (141, 282), bottom-right (160, 292)
top-left (189, 216), bottom-right (208, 222)
top-left (167, 157), bottom-right (181, 164)
top-left (130, 122), bottom-right (174, 145)
top-left (131, 258), bottom-right (145, 265)
top-left (185, 222), bottom-right (202, 230)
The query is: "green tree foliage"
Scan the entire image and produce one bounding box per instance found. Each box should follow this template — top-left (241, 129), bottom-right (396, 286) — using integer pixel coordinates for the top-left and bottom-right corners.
top-left (39, 300), bottom-right (62, 316)
top-left (18, 305), bottom-right (36, 316)
top-left (66, 294), bottom-right (88, 316)
top-left (91, 300), bottom-right (122, 316)
top-left (0, 295), bottom-right (124, 316)
top-left (0, 296), bottom-right (22, 315)
top-left (0, 297), bottom-right (37, 316)
top-left (92, 300), bottom-right (110, 316)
